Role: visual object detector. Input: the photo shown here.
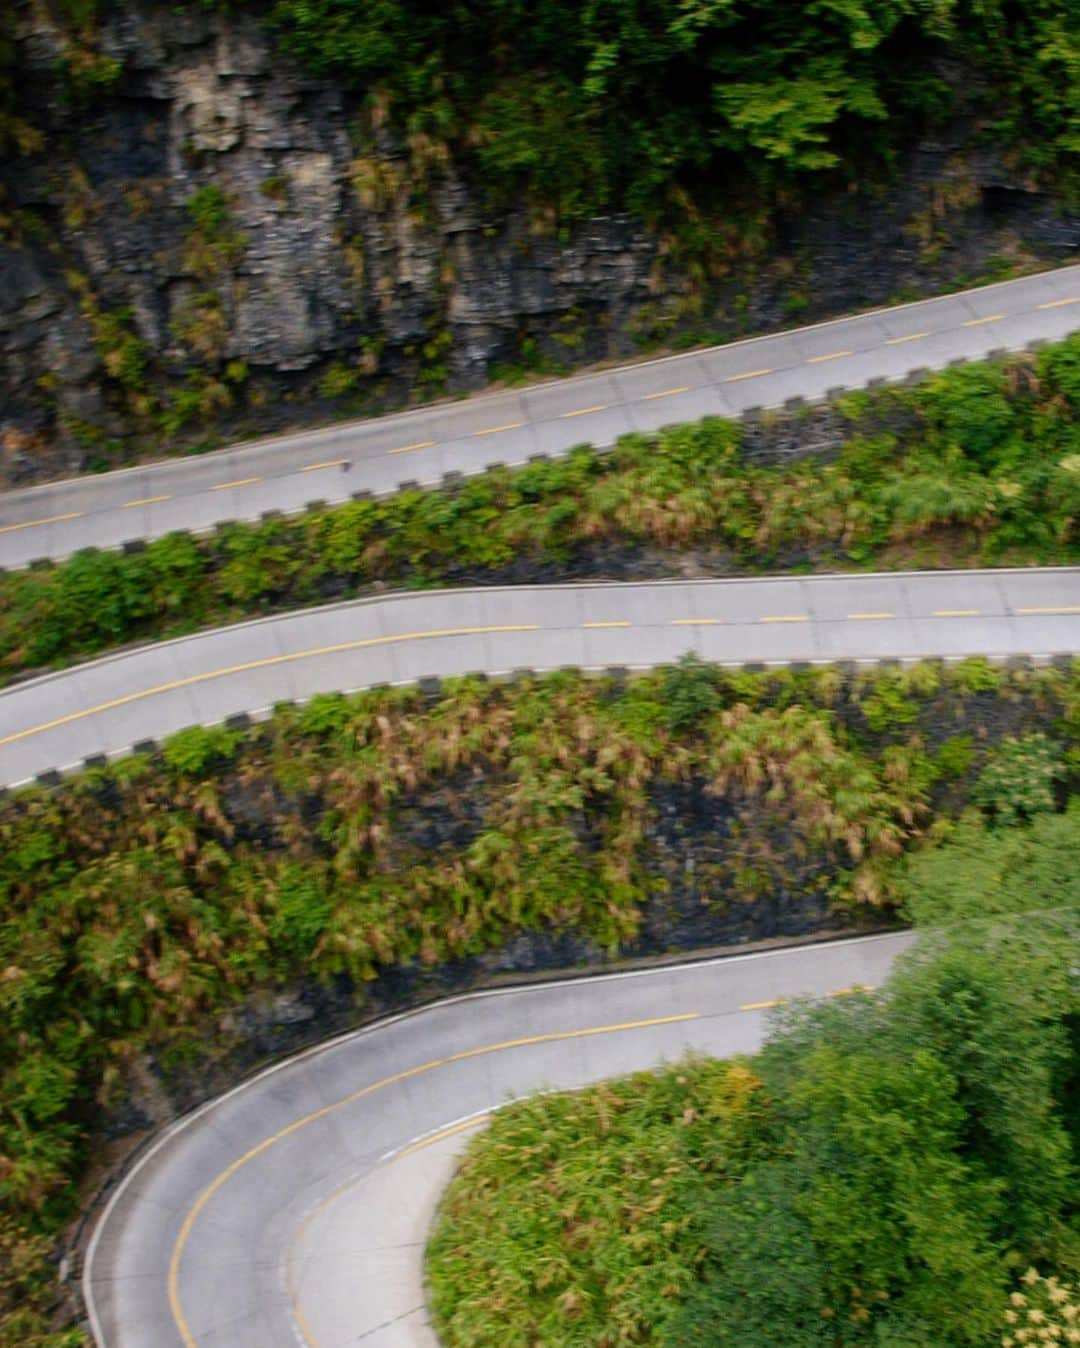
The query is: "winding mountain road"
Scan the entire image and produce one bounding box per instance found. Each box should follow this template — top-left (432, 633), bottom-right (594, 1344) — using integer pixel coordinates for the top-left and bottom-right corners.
top-left (84, 931), bottom-right (913, 1348)
top-left (20, 269), bottom-right (1078, 1348)
top-left (3, 264), bottom-right (1080, 569)
top-left (3, 568), bottom-right (1080, 790)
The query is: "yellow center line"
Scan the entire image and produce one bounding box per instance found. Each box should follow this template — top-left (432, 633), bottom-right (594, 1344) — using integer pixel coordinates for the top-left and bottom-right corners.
top-left (301, 459), bottom-right (349, 472)
top-left (642, 385), bottom-right (690, 400)
top-left (806, 350), bottom-right (852, 364)
top-left (1015, 605), bottom-right (1080, 615)
top-left (287, 1112), bottom-right (494, 1348)
top-left (169, 1011), bottom-right (700, 1348)
top-left (0, 624), bottom-right (543, 750)
top-left (671, 618), bottom-right (720, 626)
top-left (739, 998), bottom-right (783, 1012)
top-left (473, 422), bottom-right (523, 436)
top-left (582, 619), bottom-right (630, 628)
top-left (963, 313), bottom-right (1005, 326)
top-left (847, 611), bottom-right (896, 621)
top-left (122, 495), bottom-right (172, 509)
top-left (0, 510), bottom-right (83, 534)
top-left (210, 477), bottom-right (261, 491)
top-left (1038, 297), bottom-right (1080, 310)
top-left (828, 984), bottom-right (877, 997)
top-left (759, 614), bottom-right (809, 623)
top-left (394, 1114), bottom-right (491, 1162)
top-left (560, 404), bottom-right (608, 418)
top-left (723, 368), bottom-right (772, 382)
top-left (884, 331), bottom-right (930, 345)
top-left (386, 440), bottom-right (436, 455)
top-left (933, 608), bottom-right (980, 617)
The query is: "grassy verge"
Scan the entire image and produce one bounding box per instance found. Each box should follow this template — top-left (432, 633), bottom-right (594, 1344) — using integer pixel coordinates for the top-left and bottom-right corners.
top-left (3, 655), bottom-right (1080, 1344)
top-left (5, 335), bottom-right (1080, 686)
top-left (427, 812), bottom-right (1080, 1346)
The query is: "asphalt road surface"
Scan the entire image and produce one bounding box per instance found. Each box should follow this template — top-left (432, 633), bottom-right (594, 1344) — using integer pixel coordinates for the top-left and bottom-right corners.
top-left (3, 568), bottom-right (1080, 789)
top-left (83, 931), bottom-right (914, 1348)
top-left (3, 265), bottom-right (1080, 568)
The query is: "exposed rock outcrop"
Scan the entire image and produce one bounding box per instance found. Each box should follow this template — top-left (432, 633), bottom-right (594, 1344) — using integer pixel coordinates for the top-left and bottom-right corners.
top-left (2, 0), bottom-right (1078, 482)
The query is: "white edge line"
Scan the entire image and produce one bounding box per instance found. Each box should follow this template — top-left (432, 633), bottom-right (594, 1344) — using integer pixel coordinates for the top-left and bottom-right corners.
top-left (8, 262), bottom-right (1080, 512)
top-left (7, 318), bottom-right (1080, 574)
top-left (82, 929), bottom-right (910, 1343)
top-left (5, 567), bottom-right (1080, 703)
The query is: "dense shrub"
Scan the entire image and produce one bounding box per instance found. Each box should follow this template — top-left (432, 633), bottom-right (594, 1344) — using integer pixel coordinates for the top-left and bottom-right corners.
top-left (256, 0), bottom-right (1079, 225)
top-left (972, 732), bottom-right (1065, 826)
top-left (429, 826), bottom-right (1080, 1346)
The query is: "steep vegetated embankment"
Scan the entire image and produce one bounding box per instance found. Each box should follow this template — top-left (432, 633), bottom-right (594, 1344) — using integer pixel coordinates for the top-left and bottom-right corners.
top-left (1, 0), bottom-right (1078, 477)
top-left (427, 809), bottom-right (1080, 1345)
top-left (2, 656), bottom-right (1080, 1343)
top-left (6, 336), bottom-right (1080, 684)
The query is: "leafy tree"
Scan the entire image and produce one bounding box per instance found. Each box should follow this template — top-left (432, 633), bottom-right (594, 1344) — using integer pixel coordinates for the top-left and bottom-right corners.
top-left (667, 1163), bottom-right (833, 1347)
top-left (971, 733), bottom-right (1064, 826)
top-left (887, 941), bottom-right (1077, 1256)
top-left (898, 802), bottom-right (1080, 928)
top-left (255, 0), bottom-right (1080, 224)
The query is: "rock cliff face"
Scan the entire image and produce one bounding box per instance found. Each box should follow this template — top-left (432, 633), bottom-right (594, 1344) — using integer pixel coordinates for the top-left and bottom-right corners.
top-left (110, 766), bottom-right (851, 1134)
top-left (2, 0), bottom-right (1079, 483)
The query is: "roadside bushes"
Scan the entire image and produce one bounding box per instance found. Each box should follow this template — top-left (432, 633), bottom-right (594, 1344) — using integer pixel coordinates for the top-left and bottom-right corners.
top-left (6, 336), bottom-right (1080, 685)
top-left (427, 821), bottom-right (1080, 1347)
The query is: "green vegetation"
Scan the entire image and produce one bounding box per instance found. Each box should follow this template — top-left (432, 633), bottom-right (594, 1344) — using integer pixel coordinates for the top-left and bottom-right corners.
top-left (8, 335), bottom-right (1080, 685)
top-left (181, 185), bottom-right (247, 279)
top-left (427, 805), bottom-right (1080, 1346)
top-left (257, 0), bottom-right (1079, 231)
top-left (4, 657), bottom-right (1080, 1344)
top-left (971, 732), bottom-right (1065, 826)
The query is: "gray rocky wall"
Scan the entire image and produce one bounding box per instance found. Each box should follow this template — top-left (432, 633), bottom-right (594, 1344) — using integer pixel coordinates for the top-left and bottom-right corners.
top-left (2, 0), bottom-right (1079, 484)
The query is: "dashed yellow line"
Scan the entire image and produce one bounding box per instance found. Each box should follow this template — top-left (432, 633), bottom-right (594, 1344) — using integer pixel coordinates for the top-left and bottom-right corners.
top-left (473, 422), bottom-right (523, 436)
top-left (723, 368), bottom-right (772, 382)
top-left (0, 624), bottom-right (542, 750)
top-left (1, 604), bottom-right (1016, 753)
top-left (210, 477), bottom-right (261, 491)
top-left (739, 998), bottom-right (783, 1012)
top-left (0, 510), bottom-right (83, 534)
top-left (848, 611), bottom-right (895, 621)
top-left (560, 404), bottom-right (608, 418)
top-left (828, 984), bottom-right (877, 997)
top-left (1015, 605), bottom-right (1080, 615)
top-left (8, 290), bottom-right (1076, 555)
top-left (933, 608), bottom-right (980, 617)
top-left (169, 1011), bottom-right (700, 1348)
top-left (386, 440), bottom-right (436, 455)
